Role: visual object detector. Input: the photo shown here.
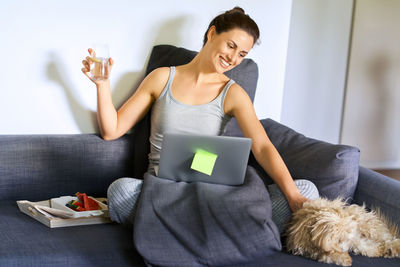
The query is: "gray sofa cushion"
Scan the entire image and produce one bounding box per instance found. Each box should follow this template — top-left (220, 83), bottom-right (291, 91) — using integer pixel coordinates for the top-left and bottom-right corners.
top-left (133, 44), bottom-right (259, 178)
top-left (249, 119), bottom-right (360, 200)
top-left (2, 201), bottom-right (397, 267)
top-left (0, 134), bottom-right (136, 201)
top-left (0, 200), bottom-right (145, 267)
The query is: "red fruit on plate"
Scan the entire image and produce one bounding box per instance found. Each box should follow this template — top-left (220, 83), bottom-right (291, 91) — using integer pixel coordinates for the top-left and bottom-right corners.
top-left (86, 197), bottom-right (100, 211)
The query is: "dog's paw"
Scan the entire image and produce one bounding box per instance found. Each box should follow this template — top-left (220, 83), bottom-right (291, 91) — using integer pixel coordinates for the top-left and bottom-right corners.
top-left (384, 239), bottom-right (400, 257)
top-left (336, 252), bottom-right (352, 266)
top-left (320, 252), bottom-right (352, 266)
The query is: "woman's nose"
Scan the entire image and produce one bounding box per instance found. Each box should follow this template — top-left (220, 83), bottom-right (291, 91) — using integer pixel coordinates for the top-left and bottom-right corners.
top-left (227, 53), bottom-right (236, 64)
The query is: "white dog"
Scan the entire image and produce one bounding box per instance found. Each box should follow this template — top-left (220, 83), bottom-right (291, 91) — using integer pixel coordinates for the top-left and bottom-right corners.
top-left (285, 198), bottom-right (400, 266)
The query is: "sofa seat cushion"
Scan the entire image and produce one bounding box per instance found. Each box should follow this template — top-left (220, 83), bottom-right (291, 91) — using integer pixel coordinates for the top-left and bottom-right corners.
top-left (228, 250), bottom-right (400, 267)
top-left (1, 202), bottom-right (399, 267)
top-left (249, 119), bottom-right (360, 200)
top-left (0, 201), bottom-right (400, 267)
top-left (0, 200), bottom-right (145, 267)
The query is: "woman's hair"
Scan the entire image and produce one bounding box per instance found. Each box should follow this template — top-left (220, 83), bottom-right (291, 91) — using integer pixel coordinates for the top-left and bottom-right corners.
top-left (203, 7), bottom-right (260, 47)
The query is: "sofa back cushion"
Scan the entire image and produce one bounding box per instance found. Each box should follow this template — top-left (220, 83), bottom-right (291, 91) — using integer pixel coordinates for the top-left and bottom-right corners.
top-left (249, 119), bottom-right (360, 200)
top-left (132, 45), bottom-right (259, 178)
top-left (0, 134), bottom-right (136, 201)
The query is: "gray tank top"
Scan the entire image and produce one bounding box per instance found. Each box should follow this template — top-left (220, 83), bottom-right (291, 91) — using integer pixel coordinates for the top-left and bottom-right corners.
top-left (147, 66), bottom-right (235, 174)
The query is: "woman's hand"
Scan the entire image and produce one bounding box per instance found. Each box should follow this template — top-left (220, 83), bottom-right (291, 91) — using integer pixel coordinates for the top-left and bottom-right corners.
top-left (81, 48), bottom-right (114, 86)
top-left (288, 193), bottom-right (309, 213)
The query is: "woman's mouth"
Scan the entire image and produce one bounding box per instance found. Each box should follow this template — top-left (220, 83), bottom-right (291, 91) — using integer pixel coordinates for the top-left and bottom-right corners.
top-left (219, 56), bottom-right (231, 68)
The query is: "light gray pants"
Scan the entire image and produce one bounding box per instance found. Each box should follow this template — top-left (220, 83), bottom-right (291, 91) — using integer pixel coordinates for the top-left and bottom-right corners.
top-left (267, 180), bottom-right (319, 233)
top-left (107, 178), bottom-right (319, 233)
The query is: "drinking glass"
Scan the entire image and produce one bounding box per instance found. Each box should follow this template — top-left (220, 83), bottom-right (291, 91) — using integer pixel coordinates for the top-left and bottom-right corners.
top-left (90, 44), bottom-right (110, 81)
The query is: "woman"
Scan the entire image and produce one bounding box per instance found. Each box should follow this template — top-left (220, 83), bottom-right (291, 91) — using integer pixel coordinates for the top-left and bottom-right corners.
top-left (81, 7), bottom-right (318, 233)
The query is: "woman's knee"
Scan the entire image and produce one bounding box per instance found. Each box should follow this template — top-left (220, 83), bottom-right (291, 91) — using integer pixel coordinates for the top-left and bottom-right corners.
top-left (107, 177), bottom-right (143, 224)
top-left (294, 179), bottom-right (319, 200)
top-left (108, 177), bottom-right (142, 194)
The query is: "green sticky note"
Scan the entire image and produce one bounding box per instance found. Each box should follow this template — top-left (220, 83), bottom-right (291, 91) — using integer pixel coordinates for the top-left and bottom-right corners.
top-left (190, 149), bottom-right (218, 176)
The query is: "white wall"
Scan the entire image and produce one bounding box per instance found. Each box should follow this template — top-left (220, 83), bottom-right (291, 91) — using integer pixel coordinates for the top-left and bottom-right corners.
top-left (0, 0), bottom-right (292, 134)
top-left (281, 0), bottom-right (353, 144)
top-left (341, 0), bottom-right (400, 169)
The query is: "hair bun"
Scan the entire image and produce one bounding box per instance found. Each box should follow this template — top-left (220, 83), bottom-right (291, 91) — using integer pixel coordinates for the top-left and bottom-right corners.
top-left (203, 6), bottom-right (259, 47)
top-left (228, 6), bottom-right (245, 14)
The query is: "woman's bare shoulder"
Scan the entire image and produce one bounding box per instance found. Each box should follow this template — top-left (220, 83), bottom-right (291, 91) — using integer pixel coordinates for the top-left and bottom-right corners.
top-left (224, 82), bottom-right (252, 115)
top-left (146, 67), bottom-right (171, 82)
top-left (141, 67), bottom-right (171, 96)
top-left (228, 82), bottom-right (248, 98)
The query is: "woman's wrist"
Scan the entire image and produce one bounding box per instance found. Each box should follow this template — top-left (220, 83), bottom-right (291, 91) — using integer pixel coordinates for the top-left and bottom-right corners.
top-left (287, 191), bottom-right (303, 201)
top-left (287, 192), bottom-right (309, 212)
top-left (279, 178), bottom-right (301, 200)
top-left (96, 79), bottom-right (111, 90)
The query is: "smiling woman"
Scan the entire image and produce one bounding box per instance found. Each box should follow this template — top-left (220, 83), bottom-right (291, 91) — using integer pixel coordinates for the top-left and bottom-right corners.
top-left (201, 27), bottom-right (254, 74)
top-left (81, 7), bottom-right (318, 252)
top-left (200, 7), bottom-right (259, 74)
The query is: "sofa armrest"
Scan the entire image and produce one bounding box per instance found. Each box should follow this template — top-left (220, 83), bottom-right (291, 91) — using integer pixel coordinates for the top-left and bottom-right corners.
top-left (353, 166), bottom-right (400, 227)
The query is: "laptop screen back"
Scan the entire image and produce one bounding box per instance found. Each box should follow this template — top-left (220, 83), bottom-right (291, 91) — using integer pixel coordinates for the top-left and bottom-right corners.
top-left (158, 133), bottom-right (252, 185)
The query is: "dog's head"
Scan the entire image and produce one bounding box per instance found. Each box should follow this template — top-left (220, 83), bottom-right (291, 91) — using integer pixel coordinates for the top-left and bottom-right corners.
top-left (311, 209), bottom-right (357, 252)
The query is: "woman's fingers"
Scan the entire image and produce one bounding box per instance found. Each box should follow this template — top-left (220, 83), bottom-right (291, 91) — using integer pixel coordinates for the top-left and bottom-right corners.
top-left (81, 67), bottom-right (91, 78)
top-left (82, 49), bottom-right (92, 79)
top-left (108, 58), bottom-right (114, 72)
top-left (85, 56), bottom-right (93, 64)
top-left (87, 48), bottom-right (97, 63)
top-left (88, 48), bottom-right (96, 58)
top-left (82, 60), bottom-right (90, 69)
top-left (83, 48), bottom-right (113, 82)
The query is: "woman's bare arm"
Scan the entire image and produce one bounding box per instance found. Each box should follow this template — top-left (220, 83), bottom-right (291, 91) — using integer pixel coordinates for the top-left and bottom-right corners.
top-left (82, 49), bottom-right (169, 140)
top-left (224, 84), bottom-right (308, 212)
top-left (96, 68), bottom-right (169, 140)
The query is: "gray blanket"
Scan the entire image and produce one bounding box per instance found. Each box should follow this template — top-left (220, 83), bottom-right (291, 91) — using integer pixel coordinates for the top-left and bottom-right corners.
top-left (133, 166), bottom-right (281, 267)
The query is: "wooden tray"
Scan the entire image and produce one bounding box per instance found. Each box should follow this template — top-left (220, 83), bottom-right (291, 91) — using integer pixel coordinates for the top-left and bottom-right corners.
top-left (17, 198), bottom-right (112, 228)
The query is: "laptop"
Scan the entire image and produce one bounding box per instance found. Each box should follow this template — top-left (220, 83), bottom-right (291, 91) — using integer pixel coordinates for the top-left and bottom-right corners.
top-left (158, 132), bottom-right (252, 185)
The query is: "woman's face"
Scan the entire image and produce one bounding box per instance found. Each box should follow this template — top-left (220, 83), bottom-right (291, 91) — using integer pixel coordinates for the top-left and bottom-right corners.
top-left (206, 27), bottom-right (254, 73)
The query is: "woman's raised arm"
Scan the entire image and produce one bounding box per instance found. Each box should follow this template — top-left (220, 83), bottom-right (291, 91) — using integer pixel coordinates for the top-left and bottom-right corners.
top-left (82, 48), bottom-right (169, 140)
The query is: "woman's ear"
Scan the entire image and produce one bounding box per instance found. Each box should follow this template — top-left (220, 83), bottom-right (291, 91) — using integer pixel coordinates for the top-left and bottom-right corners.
top-left (206, 26), bottom-right (217, 44)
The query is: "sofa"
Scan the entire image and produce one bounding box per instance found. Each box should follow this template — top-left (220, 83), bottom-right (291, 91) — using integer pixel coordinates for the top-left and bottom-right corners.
top-left (1, 45), bottom-right (399, 267)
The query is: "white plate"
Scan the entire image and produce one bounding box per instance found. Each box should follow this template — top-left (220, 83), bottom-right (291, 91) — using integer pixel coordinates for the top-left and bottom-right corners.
top-left (50, 196), bottom-right (105, 218)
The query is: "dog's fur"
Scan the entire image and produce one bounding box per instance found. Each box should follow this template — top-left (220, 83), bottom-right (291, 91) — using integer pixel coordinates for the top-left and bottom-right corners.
top-left (285, 198), bottom-right (400, 266)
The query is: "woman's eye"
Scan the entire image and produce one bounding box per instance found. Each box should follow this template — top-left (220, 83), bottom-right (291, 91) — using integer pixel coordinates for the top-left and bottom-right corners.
top-left (228, 43), bottom-right (234, 48)
top-left (240, 54), bottom-right (246, 58)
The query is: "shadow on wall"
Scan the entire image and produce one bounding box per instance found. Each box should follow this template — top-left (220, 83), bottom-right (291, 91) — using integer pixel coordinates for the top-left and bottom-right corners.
top-left (46, 16), bottom-right (188, 134)
top-left (152, 16), bottom-right (191, 47)
top-left (46, 54), bottom-right (98, 133)
top-left (367, 52), bottom-right (397, 162)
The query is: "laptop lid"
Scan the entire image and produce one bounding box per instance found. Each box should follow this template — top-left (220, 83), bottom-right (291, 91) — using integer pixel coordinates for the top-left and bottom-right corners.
top-left (158, 132), bottom-right (252, 185)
